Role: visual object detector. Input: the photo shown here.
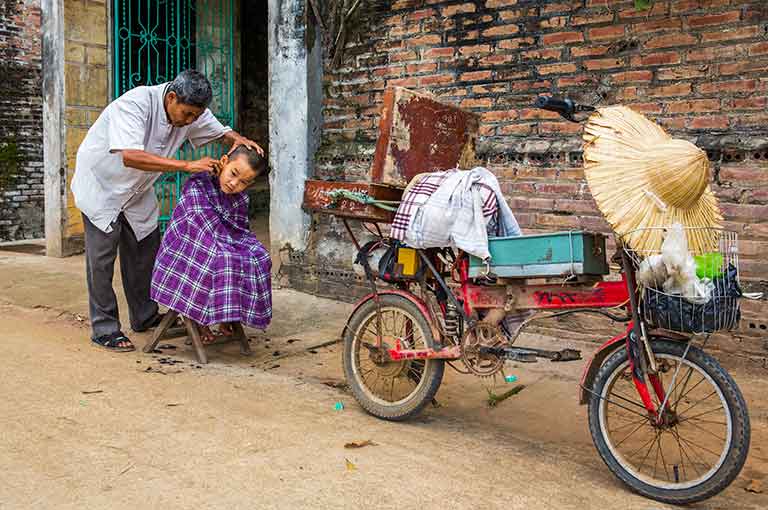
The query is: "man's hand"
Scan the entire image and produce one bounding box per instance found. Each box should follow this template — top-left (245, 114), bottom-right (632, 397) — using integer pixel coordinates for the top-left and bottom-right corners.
top-left (224, 132), bottom-right (264, 157)
top-left (184, 156), bottom-right (221, 174)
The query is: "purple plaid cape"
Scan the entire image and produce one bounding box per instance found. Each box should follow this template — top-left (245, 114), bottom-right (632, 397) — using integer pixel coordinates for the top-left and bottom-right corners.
top-left (150, 173), bottom-right (272, 329)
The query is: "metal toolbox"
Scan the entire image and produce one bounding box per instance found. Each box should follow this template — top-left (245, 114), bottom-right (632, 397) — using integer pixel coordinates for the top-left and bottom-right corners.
top-left (468, 231), bottom-right (610, 278)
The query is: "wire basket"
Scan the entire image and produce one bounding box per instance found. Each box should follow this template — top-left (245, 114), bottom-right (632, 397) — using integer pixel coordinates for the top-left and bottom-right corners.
top-left (621, 227), bottom-right (741, 335)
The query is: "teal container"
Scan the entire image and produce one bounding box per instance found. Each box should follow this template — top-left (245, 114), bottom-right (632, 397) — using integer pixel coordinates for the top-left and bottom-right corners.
top-left (468, 231), bottom-right (609, 278)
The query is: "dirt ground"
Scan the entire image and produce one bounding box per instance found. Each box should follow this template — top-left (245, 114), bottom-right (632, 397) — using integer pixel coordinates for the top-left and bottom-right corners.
top-left (0, 244), bottom-right (767, 510)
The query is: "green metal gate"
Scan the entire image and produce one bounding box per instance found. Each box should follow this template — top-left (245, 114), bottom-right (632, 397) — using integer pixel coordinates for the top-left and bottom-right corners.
top-left (112, 0), bottom-right (236, 231)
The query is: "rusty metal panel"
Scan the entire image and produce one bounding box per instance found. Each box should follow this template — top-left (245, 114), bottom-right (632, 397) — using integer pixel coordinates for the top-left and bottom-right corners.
top-left (303, 180), bottom-right (403, 223)
top-left (371, 87), bottom-right (480, 187)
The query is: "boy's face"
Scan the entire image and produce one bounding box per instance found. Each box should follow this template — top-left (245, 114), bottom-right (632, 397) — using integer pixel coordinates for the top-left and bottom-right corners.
top-left (217, 154), bottom-right (258, 194)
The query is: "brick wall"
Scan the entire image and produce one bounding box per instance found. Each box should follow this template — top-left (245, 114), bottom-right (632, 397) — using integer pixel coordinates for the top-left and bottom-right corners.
top-left (63, 0), bottom-right (109, 238)
top-left (304, 0), bottom-right (768, 359)
top-left (0, 0), bottom-right (44, 241)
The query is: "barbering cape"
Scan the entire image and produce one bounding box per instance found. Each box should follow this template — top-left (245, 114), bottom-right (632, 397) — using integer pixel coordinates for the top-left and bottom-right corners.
top-left (151, 173), bottom-right (272, 329)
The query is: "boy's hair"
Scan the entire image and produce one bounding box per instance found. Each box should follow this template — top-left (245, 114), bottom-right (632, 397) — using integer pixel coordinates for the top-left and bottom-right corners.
top-left (230, 145), bottom-right (269, 178)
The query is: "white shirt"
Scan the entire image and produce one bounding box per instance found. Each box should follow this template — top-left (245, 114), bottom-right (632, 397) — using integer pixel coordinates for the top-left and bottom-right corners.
top-left (71, 83), bottom-right (231, 241)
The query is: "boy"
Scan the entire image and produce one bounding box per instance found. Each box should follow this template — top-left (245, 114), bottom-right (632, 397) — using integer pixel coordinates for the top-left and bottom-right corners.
top-left (150, 146), bottom-right (272, 342)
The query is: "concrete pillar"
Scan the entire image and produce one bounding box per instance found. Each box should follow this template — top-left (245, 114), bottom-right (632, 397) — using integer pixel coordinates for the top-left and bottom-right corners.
top-left (267, 0), bottom-right (321, 253)
top-left (41, 0), bottom-right (66, 257)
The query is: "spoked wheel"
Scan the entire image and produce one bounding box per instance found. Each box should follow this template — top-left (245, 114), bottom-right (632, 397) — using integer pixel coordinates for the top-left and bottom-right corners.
top-left (588, 340), bottom-right (750, 505)
top-left (342, 294), bottom-right (444, 421)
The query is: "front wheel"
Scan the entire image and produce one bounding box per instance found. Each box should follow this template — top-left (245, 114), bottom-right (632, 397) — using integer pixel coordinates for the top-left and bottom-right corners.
top-left (342, 294), bottom-right (444, 421)
top-left (588, 340), bottom-right (750, 505)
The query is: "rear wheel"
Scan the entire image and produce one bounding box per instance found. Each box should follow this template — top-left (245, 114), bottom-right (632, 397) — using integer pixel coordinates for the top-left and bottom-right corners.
top-left (342, 294), bottom-right (444, 421)
top-left (588, 340), bottom-right (750, 505)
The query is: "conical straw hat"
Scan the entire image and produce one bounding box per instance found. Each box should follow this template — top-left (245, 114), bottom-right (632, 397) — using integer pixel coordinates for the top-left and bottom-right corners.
top-left (583, 106), bottom-right (723, 254)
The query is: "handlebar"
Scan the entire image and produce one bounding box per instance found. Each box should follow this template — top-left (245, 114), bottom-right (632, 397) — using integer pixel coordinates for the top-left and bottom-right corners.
top-left (534, 95), bottom-right (596, 122)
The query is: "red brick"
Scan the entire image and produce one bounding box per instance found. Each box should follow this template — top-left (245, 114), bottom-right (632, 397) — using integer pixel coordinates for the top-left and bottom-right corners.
top-left (748, 42), bottom-right (768, 57)
top-left (499, 123), bottom-right (534, 135)
top-left (588, 25), bottom-right (626, 41)
top-left (719, 165), bottom-right (768, 183)
top-left (554, 198), bottom-right (599, 214)
top-left (649, 83), bottom-right (693, 97)
top-left (535, 183), bottom-right (580, 195)
top-left (519, 109), bottom-right (562, 120)
top-left (630, 102), bottom-right (664, 113)
top-left (499, 8), bottom-right (538, 20)
top-left (460, 70), bottom-right (493, 81)
top-left (511, 79), bottom-right (552, 91)
top-left (571, 45), bottom-right (610, 57)
top-left (483, 110), bottom-right (519, 122)
top-left (686, 46), bottom-right (742, 62)
top-left (720, 203), bottom-right (768, 221)
top-left (719, 60), bottom-right (768, 76)
top-left (483, 24), bottom-right (520, 37)
top-left (387, 77), bottom-right (419, 88)
top-left (458, 44), bottom-right (492, 55)
top-left (540, 16), bottom-right (568, 29)
top-left (630, 18), bottom-right (682, 34)
top-left (671, 0), bottom-right (732, 14)
top-left (460, 97), bottom-right (493, 108)
top-left (479, 125), bottom-right (496, 136)
top-left (611, 70), bottom-right (654, 83)
top-left (373, 66), bottom-right (404, 78)
top-left (688, 11), bottom-right (741, 28)
top-left (584, 58), bottom-right (624, 70)
top-left (424, 47), bottom-right (455, 58)
top-left (472, 84), bottom-right (507, 94)
top-left (657, 64), bottom-right (710, 80)
top-left (390, 50), bottom-right (419, 62)
top-left (658, 117), bottom-right (687, 130)
top-left (733, 112), bottom-right (768, 127)
top-left (571, 13), bottom-right (614, 26)
top-left (538, 122), bottom-right (583, 134)
top-left (702, 26), bottom-right (760, 42)
top-left (480, 54), bottom-right (516, 65)
top-left (727, 96), bottom-right (768, 110)
top-left (405, 35), bottom-right (442, 48)
top-left (666, 99), bottom-right (721, 113)
top-left (406, 63), bottom-right (438, 74)
top-left (618, 2), bottom-right (669, 18)
top-left (497, 37), bottom-right (535, 50)
top-left (537, 214), bottom-right (582, 229)
top-left (557, 74), bottom-right (594, 87)
top-left (541, 2), bottom-right (573, 14)
top-left (688, 115), bottom-right (730, 129)
top-left (420, 74), bottom-right (455, 85)
top-left (538, 62), bottom-right (578, 75)
top-left (542, 31), bottom-right (585, 46)
top-left (442, 3), bottom-right (476, 16)
top-left (631, 52), bottom-right (681, 67)
top-left (485, 0), bottom-right (519, 8)
top-left (521, 48), bottom-right (561, 61)
top-left (697, 80), bottom-right (757, 95)
top-left (389, 25), bottom-right (422, 37)
top-left (646, 33), bottom-right (698, 49)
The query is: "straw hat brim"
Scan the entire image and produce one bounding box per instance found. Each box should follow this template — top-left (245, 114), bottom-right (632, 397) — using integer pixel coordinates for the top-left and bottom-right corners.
top-left (583, 106), bottom-right (723, 253)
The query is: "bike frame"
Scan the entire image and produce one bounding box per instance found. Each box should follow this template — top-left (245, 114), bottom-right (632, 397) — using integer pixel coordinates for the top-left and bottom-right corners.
top-left (345, 221), bottom-right (678, 420)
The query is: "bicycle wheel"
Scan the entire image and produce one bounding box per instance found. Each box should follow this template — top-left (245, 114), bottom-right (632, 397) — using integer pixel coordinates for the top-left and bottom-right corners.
top-left (342, 294), bottom-right (444, 421)
top-left (588, 340), bottom-right (750, 504)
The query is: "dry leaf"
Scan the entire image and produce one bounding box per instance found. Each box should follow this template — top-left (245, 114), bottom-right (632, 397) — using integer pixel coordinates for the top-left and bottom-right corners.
top-left (344, 440), bottom-right (376, 449)
top-left (344, 458), bottom-right (356, 472)
top-left (745, 479), bottom-right (764, 494)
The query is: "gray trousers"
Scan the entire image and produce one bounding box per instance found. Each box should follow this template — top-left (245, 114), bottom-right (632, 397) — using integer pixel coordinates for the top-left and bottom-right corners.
top-left (83, 213), bottom-right (160, 338)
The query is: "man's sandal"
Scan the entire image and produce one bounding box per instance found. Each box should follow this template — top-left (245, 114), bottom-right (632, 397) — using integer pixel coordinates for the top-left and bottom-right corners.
top-left (92, 331), bottom-right (135, 352)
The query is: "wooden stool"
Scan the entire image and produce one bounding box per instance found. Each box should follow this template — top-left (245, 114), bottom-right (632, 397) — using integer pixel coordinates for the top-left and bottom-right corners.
top-left (142, 310), bottom-right (253, 364)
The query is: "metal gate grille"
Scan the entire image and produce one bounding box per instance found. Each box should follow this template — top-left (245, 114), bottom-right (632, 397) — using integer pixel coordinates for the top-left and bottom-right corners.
top-left (112, 0), bottom-right (235, 232)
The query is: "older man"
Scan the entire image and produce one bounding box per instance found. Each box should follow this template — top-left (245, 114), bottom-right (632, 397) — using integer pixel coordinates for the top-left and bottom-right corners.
top-left (72, 69), bottom-right (262, 352)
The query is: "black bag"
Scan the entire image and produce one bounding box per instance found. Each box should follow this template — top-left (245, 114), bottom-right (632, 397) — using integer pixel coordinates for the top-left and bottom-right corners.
top-left (644, 265), bottom-right (741, 334)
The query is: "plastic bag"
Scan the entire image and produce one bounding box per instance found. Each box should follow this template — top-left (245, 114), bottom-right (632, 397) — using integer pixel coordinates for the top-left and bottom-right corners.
top-left (637, 254), bottom-right (668, 288)
top-left (660, 223), bottom-right (711, 304)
